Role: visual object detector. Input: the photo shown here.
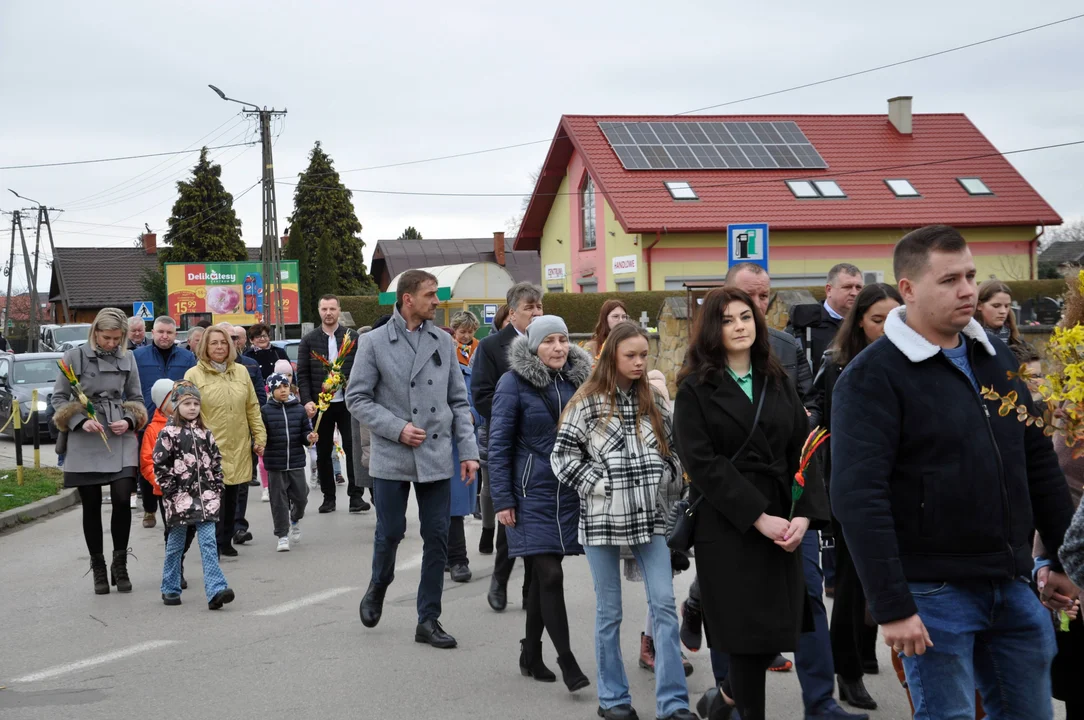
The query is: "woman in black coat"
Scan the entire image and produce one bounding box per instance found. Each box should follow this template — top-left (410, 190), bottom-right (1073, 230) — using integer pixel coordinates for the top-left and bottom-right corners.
top-left (809, 282), bottom-right (901, 712)
top-left (673, 287), bottom-right (829, 720)
top-left (489, 315), bottom-right (591, 693)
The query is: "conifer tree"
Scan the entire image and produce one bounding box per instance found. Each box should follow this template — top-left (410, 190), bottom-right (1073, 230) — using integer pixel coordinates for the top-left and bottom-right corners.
top-left (164, 148), bottom-right (246, 262)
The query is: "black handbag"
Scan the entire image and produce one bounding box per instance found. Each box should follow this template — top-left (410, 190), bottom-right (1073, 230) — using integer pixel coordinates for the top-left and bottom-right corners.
top-left (666, 387), bottom-right (766, 552)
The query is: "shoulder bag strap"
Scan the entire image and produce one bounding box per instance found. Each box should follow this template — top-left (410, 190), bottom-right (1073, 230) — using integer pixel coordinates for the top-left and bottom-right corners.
top-left (687, 379), bottom-right (768, 511)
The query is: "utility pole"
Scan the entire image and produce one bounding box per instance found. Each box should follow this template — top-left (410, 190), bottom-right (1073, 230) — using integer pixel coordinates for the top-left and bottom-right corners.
top-left (16, 213), bottom-right (40, 352)
top-left (209, 85), bottom-right (287, 339)
top-left (4, 212), bottom-right (16, 332)
top-left (38, 206), bottom-right (71, 324)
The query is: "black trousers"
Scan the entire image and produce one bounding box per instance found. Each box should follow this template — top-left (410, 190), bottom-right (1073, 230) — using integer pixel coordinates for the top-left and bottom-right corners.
top-left (830, 522), bottom-right (879, 680)
top-left (316, 402), bottom-right (359, 504)
top-left (447, 516), bottom-right (468, 567)
top-left (728, 652), bottom-right (775, 720)
top-left (138, 476), bottom-right (158, 513)
top-left (217, 484), bottom-right (240, 549)
top-left (77, 477), bottom-right (135, 556)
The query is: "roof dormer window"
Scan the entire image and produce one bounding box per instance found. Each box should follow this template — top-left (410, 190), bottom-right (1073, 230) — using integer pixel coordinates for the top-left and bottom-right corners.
top-left (664, 181), bottom-right (698, 200)
top-left (786, 179), bottom-right (847, 199)
top-left (958, 177), bottom-right (993, 195)
top-left (885, 179), bottom-right (920, 197)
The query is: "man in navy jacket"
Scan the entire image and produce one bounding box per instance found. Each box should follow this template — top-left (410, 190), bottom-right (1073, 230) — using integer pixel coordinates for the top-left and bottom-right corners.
top-left (133, 316), bottom-right (196, 526)
top-left (832, 225), bottom-right (1076, 718)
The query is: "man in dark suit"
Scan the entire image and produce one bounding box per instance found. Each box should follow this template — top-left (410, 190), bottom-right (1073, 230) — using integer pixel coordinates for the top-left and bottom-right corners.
top-left (297, 295), bottom-right (364, 514)
top-left (790, 263), bottom-right (864, 376)
top-left (471, 281), bottom-right (543, 612)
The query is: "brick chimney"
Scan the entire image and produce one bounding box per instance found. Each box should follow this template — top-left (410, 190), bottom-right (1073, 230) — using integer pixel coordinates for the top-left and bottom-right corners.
top-left (141, 232), bottom-right (157, 255)
top-left (888, 96), bottom-right (913, 135)
top-left (493, 231), bottom-right (506, 266)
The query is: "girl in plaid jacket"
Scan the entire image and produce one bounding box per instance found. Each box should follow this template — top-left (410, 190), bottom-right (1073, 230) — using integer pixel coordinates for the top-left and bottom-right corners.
top-left (552, 322), bottom-right (693, 720)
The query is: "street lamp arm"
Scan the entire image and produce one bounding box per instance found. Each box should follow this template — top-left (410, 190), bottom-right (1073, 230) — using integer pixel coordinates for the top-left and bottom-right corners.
top-left (207, 84), bottom-right (259, 111)
top-left (8, 189), bottom-right (42, 207)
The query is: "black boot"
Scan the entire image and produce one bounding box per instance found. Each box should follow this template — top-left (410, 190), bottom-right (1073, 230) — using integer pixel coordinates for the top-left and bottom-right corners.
top-left (557, 653), bottom-right (589, 692)
top-left (88, 553), bottom-right (109, 595)
top-left (838, 675), bottom-right (878, 710)
top-left (680, 597), bottom-right (703, 652)
top-left (111, 549), bottom-right (133, 593)
top-left (359, 582), bottom-right (387, 628)
top-left (478, 527), bottom-right (494, 555)
top-left (519, 639), bottom-right (556, 682)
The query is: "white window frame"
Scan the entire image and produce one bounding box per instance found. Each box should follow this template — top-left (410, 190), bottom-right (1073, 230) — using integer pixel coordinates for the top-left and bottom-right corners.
top-left (957, 177), bottom-right (993, 195)
top-left (813, 180), bottom-right (846, 198)
top-left (664, 181), bottom-right (698, 200)
top-left (885, 178), bottom-right (920, 197)
top-left (581, 175), bottom-right (597, 250)
top-left (786, 179), bottom-right (846, 199)
top-left (785, 180), bottom-right (819, 198)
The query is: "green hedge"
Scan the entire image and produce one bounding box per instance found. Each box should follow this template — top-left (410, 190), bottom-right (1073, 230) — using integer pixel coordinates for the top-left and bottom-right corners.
top-left (541, 292), bottom-right (684, 332)
top-left (338, 296), bottom-right (386, 329)
top-left (341, 278), bottom-right (1068, 333)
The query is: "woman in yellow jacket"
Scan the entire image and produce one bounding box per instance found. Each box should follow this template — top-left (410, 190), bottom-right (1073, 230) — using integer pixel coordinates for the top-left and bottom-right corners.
top-left (185, 325), bottom-right (266, 557)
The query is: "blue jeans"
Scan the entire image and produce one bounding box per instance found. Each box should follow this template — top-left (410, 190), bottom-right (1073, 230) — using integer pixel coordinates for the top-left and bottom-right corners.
top-left (584, 536), bottom-right (689, 718)
top-left (370, 478), bottom-right (450, 624)
top-left (902, 579), bottom-right (1056, 720)
top-left (795, 530), bottom-right (836, 713)
top-left (161, 521), bottom-right (228, 602)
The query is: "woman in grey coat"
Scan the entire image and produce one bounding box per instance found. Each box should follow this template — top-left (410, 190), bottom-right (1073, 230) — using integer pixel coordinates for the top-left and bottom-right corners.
top-left (53, 308), bottom-right (148, 595)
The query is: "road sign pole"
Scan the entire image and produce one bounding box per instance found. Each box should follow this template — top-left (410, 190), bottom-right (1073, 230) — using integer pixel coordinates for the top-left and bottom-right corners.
top-left (31, 389), bottom-right (40, 469)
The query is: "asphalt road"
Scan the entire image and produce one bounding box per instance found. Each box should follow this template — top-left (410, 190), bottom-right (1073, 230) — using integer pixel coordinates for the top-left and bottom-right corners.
top-left (0, 434), bottom-right (59, 471)
top-left (0, 480), bottom-right (1067, 720)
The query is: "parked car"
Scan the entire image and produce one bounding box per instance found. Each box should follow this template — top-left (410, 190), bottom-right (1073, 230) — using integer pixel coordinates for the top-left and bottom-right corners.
top-left (271, 340), bottom-right (301, 373)
top-left (41, 324), bottom-right (91, 352)
top-left (0, 352), bottom-right (62, 443)
top-left (55, 339), bottom-right (88, 353)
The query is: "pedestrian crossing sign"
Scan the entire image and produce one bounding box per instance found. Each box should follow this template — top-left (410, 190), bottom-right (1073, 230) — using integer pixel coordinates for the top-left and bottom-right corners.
top-left (133, 302), bottom-right (154, 320)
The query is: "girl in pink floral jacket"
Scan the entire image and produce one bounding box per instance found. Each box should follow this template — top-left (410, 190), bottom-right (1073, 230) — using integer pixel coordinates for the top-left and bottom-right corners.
top-left (153, 381), bottom-right (235, 610)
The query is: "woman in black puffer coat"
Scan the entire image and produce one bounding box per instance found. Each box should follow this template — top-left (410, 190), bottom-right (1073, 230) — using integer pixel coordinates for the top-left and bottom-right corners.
top-left (489, 316), bottom-right (591, 693)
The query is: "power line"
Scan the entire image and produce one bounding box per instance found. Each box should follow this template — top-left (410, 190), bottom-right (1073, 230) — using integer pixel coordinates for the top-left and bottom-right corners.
top-left (0, 141), bottom-right (257, 171)
top-left (277, 12), bottom-right (1084, 181)
top-left (677, 13), bottom-right (1084, 115)
top-left (274, 138), bottom-right (1084, 199)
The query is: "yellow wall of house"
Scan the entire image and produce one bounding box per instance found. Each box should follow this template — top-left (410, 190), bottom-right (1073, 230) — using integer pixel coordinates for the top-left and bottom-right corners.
top-left (603, 199), bottom-right (646, 291)
top-left (539, 175), bottom-right (573, 291)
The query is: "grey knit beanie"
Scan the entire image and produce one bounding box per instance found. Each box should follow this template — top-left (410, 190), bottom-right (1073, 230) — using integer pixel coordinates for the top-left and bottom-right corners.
top-left (526, 315), bottom-right (569, 353)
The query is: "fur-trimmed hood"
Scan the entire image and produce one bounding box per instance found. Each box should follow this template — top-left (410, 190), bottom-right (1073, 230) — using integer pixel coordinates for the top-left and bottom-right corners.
top-left (883, 305), bottom-right (996, 363)
top-left (509, 335), bottom-right (593, 390)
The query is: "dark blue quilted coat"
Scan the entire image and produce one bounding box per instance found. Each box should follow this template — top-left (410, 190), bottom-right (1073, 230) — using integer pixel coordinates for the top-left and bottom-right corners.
top-left (489, 337), bottom-right (592, 557)
top-left (260, 395), bottom-right (313, 472)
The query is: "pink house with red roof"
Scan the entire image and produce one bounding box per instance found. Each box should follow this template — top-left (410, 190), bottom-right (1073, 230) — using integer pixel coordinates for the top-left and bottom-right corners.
top-left (514, 98), bottom-right (1061, 292)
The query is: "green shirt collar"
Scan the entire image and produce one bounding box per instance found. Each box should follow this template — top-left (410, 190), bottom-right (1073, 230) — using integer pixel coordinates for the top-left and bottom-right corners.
top-left (725, 366), bottom-right (754, 402)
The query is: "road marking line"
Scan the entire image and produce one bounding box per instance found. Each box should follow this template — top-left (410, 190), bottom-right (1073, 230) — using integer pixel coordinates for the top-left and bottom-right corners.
top-left (250, 587), bottom-right (356, 617)
top-left (396, 552), bottom-right (426, 572)
top-left (12, 640), bottom-right (179, 683)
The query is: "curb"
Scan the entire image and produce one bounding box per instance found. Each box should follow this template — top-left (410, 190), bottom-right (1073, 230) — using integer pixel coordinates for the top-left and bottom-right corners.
top-left (0, 488), bottom-right (79, 531)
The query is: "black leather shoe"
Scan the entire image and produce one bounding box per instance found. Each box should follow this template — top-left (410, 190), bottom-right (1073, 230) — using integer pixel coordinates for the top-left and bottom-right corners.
top-left (656, 710), bottom-right (697, 720)
top-left (695, 687), bottom-right (733, 720)
top-left (449, 564), bottom-right (472, 583)
top-left (415, 619), bottom-right (457, 649)
top-left (233, 530), bottom-right (253, 545)
top-left (487, 576), bottom-right (507, 612)
top-left (162, 593), bottom-right (181, 606)
top-left (597, 705), bottom-right (639, 720)
top-left (219, 543), bottom-right (238, 557)
top-left (349, 497), bottom-right (371, 513)
top-left (837, 676), bottom-right (878, 710)
top-left (359, 582), bottom-right (386, 628)
top-left (318, 501), bottom-right (335, 514)
top-left (208, 588), bottom-right (235, 610)
top-left (680, 599), bottom-right (702, 652)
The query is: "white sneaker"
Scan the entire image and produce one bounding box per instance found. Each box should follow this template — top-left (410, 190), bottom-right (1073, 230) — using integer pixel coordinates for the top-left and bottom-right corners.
top-left (289, 522), bottom-right (301, 544)
top-left (261, 488), bottom-right (270, 503)
top-left (129, 494), bottom-right (137, 509)
top-left (276, 537), bottom-right (290, 552)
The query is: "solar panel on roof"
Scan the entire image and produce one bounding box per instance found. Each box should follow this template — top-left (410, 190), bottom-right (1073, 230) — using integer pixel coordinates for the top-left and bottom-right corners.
top-left (598, 120), bottom-right (827, 171)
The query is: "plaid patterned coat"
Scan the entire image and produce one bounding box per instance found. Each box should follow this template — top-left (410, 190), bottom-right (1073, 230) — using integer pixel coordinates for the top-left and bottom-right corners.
top-left (551, 387), bottom-right (683, 547)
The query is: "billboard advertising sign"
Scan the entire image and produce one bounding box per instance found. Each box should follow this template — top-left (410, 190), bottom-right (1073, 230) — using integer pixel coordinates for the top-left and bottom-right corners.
top-left (165, 261), bottom-right (300, 326)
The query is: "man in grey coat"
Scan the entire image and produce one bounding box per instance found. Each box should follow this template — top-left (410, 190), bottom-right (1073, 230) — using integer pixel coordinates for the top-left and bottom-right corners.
top-left (346, 269), bottom-right (479, 650)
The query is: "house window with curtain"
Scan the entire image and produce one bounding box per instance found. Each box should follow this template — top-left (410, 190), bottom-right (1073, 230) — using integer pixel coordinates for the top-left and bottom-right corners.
top-left (581, 175), bottom-right (596, 249)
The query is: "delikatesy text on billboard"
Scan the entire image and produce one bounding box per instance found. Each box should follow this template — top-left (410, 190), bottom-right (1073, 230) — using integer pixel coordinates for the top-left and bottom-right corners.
top-left (165, 261), bottom-right (301, 326)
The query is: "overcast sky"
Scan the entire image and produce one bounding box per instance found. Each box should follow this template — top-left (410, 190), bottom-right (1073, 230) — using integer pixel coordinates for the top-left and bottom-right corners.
top-left (1, 1), bottom-right (1082, 294)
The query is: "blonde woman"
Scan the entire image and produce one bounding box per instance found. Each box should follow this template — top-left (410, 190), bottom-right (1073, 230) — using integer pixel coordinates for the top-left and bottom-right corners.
top-left (53, 308), bottom-right (148, 595)
top-left (185, 325), bottom-right (266, 557)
